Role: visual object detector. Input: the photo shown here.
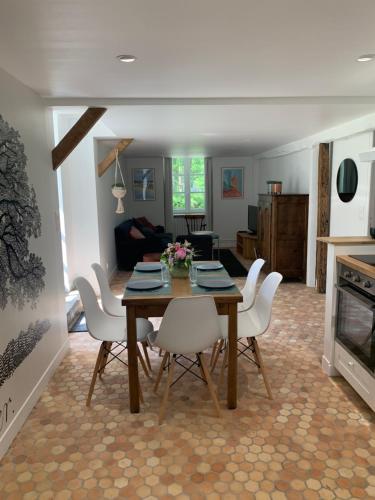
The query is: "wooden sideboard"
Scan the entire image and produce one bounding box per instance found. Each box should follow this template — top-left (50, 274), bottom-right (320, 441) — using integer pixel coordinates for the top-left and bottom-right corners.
top-left (236, 231), bottom-right (257, 259)
top-left (257, 194), bottom-right (309, 280)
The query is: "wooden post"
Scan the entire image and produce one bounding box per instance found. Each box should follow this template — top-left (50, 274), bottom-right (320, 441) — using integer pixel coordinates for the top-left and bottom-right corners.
top-left (97, 138), bottom-right (133, 177)
top-left (52, 107), bottom-right (107, 170)
top-left (316, 143), bottom-right (331, 293)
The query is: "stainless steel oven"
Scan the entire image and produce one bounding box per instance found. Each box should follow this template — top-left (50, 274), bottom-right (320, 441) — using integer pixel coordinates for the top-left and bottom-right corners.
top-left (336, 261), bottom-right (375, 377)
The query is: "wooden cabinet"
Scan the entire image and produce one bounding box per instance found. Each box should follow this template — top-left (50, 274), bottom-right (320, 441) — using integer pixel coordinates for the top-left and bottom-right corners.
top-left (257, 194), bottom-right (308, 280)
top-left (236, 231), bottom-right (257, 259)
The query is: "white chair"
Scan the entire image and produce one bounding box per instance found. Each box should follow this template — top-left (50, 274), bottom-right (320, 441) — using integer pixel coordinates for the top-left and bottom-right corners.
top-left (74, 277), bottom-right (154, 406)
top-left (211, 258), bottom-right (265, 368)
top-left (238, 258), bottom-right (266, 312)
top-left (148, 296), bottom-right (222, 424)
top-left (216, 272), bottom-right (282, 399)
top-left (91, 263), bottom-right (125, 316)
top-left (92, 262), bottom-right (152, 372)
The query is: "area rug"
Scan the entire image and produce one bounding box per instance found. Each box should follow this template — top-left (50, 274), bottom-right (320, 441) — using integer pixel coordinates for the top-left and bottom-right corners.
top-left (213, 248), bottom-right (248, 277)
top-left (68, 312), bottom-right (88, 333)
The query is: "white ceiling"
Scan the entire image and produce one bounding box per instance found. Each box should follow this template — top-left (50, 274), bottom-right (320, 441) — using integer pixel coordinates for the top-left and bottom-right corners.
top-left (97, 101), bottom-right (375, 157)
top-left (2, 0), bottom-right (375, 155)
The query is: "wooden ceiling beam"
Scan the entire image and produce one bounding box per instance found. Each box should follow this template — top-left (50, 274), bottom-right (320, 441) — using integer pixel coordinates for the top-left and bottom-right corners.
top-left (52, 107), bottom-right (107, 170)
top-left (97, 138), bottom-right (133, 177)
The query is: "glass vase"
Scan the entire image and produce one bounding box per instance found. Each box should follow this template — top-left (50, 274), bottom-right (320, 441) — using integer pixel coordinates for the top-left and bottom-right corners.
top-left (169, 263), bottom-right (189, 279)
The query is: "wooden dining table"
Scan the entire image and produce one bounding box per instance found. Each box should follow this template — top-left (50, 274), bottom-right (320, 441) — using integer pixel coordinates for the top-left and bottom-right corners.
top-left (122, 262), bottom-right (243, 413)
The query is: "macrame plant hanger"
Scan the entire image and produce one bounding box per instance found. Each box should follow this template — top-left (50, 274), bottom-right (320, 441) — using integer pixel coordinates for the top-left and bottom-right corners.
top-left (112, 149), bottom-right (126, 214)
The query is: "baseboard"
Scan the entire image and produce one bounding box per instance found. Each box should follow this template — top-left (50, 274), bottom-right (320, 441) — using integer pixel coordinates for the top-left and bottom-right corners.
top-left (0, 338), bottom-right (70, 459)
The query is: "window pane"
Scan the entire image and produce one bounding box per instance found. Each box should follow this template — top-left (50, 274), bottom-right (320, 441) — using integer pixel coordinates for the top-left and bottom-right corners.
top-left (190, 193), bottom-right (205, 210)
top-left (172, 157), bottom-right (184, 175)
top-left (191, 157), bottom-right (204, 174)
top-left (190, 174), bottom-right (205, 193)
top-left (173, 175), bottom-right (185, 193)
top-left (173, 193), bottom-right (186, 210)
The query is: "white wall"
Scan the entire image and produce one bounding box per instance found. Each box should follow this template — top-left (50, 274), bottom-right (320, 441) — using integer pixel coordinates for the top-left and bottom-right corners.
top-left (95, 142), bottom-right (127, 278)
top-left (212, 157), bottom-right (256, 246)
top-left (55, 114), bottom-right (115, 289)
top-left (0, 68), bottom-right (67, 457)
top-left (330, 132), bottom-right (373, 236)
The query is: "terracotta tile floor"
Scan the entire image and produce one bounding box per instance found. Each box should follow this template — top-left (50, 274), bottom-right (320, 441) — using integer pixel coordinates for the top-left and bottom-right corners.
top-left (1, 277), bottom-right (375, 500)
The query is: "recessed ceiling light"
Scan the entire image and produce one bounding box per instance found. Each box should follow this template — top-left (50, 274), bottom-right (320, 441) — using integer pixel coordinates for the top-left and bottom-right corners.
top-left (117, 54), bottom-right (137, 63)
top-left (357, 54), bottom-right (375, 62)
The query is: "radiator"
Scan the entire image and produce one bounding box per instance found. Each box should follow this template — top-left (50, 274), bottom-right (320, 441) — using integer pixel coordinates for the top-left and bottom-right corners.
top-left (173, 216), bottom-right (187, 237)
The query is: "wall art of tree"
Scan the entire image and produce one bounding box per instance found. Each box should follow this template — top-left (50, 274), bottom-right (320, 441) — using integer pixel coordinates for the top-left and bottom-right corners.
top-left (0, 320), bottom-right (51, 388)
top-left (0, 114), bottom-right (46, 310)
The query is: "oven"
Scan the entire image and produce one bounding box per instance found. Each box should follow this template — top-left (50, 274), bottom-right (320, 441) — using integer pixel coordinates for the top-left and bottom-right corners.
top-left (336, 263), bottom-right (375, 377)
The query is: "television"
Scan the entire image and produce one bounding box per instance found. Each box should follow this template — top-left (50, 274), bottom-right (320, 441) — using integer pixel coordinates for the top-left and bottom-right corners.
top-left (248, 205), bottom-right (258, 234)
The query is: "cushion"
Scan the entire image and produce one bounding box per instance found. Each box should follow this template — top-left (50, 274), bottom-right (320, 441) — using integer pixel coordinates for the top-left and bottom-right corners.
top-left (135, 217), bottom-right (157, 231)
top-left (139, 226), bottom-right (155, 238)
top-left (129, 225), bottom-right (146, 240)
top-left (115, 219), bottom-right (133, 238)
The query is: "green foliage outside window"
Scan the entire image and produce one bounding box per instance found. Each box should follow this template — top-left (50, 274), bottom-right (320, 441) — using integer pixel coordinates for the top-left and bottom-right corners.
top-left (172, 157), bottom-right (205, 211)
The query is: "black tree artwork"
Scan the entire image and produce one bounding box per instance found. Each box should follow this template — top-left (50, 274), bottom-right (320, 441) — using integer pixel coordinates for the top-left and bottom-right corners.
top-left (0, 114), bottom-right (46, 309)
top-left (0, 320), bottom-right (51, 388)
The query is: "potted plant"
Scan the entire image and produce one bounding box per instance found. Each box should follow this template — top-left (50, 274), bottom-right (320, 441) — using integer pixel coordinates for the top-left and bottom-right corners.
top-left (160, 241), bottom-right (195, 278)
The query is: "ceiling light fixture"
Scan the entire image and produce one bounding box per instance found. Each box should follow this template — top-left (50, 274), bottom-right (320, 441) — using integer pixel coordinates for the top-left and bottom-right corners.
top-left (117, 54), bottom-right (137, 63)
top-left (356, 54), bottom-right (375, 62)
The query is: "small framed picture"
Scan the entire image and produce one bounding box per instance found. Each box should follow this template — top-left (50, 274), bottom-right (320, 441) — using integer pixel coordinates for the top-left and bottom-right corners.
top-left (222, 167), bottom-right (244, 199)
top-left (132, 168), bottom-right (156, 201)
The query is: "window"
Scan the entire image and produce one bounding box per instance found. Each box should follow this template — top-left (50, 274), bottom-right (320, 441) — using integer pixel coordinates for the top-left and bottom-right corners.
top-left (172, 157), bottom-right (206, 213)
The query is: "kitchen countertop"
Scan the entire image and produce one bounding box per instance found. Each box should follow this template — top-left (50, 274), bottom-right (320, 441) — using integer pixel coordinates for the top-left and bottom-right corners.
top-left (337, 255), bottom-right (375, 279)
top-left (317, 236), bottom-right (375, 245)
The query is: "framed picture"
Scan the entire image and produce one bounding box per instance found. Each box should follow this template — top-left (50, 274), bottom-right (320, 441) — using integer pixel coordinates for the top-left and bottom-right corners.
top-left (222, 167), bottom-right (244, 199)
top-left (132, 168), bottom-right (156, 201)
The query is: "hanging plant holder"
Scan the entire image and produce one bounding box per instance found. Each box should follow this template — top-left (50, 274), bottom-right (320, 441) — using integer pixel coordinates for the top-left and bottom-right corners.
top-left (112, 149), bottom-right (126, 214)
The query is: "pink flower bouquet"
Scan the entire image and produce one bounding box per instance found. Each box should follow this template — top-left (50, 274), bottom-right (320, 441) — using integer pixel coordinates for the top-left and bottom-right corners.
top-left (160, 240), bottom-right (195, 271)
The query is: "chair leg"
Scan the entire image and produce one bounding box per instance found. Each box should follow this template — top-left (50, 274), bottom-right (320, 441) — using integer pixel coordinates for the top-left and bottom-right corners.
top-left (219, 342), bottom-right (229, 386)
top-left (211, 339), bottom-right (224, 373)
top-left (99, 341), bottom-right (112, 378)
top-left (247, 337), bottom-right (261, 373)
top-left (138, 375), bottom-right (144, 405)
top-left (142, 341), bottom-right (152, 372)
top-left (86, 342), bottom-right (105, 406)
top-left (159, 355), bottom-right (176, 424)
top-left (197, 354), bottom-right (207, 383)
top-left (199, 353), bottom-right (221, 418)
top-left (137, 345), bottom-right (150, 378)
top-left (252, 338), bottom-right (273, 400)
top-left (210, 341), bottom-right (218, 366)
top-left (154, 352), bottom-right (169, 393)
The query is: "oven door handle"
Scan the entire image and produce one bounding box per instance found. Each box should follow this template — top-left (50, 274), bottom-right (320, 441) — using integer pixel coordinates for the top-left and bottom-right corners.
top-left (336, 284), bottom-right (375, 311)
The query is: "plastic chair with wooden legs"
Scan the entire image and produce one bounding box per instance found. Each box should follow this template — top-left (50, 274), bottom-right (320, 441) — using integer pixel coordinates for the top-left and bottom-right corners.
top-left (92, 262), bottom-right (152, 373)
top-left (74, 276), bottom-right (153, 406)
top-left (148, 296), bottom-right (222, 424)
top-left (216, 272), bottom-right (283, 399)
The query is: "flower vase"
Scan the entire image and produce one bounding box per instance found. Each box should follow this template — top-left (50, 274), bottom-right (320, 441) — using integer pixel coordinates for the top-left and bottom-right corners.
top-left (169, 263), bottom-right (189, 279)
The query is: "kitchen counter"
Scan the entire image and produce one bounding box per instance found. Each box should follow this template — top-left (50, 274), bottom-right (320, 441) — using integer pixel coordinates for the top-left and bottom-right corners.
top-left (337, 255), bottom-right (375, 279)
top-left (317, 236), bottom-right (375, 245)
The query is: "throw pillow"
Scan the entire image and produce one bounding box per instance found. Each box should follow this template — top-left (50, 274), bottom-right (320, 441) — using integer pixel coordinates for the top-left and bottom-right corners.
top-left (129, 225), bottom-right (146, 240)
top-left (135, 216), bottom-right (157, 231)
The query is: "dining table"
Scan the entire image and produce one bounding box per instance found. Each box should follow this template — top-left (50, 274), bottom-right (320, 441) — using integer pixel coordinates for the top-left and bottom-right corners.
top-left (122, 261), bottom-right (243, 413)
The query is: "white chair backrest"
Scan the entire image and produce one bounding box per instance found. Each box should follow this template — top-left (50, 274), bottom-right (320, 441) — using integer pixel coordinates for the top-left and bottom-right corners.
top-left (241, 258), bottom-right (265, 311)
top-left (156, 296), bottom-right (220, 355)
top-left (74, 276), bottom-right (124, 342)
top-left (252, 272), bottom-right (283, 333)
top-left (92, 263), bottom-right (124, 317)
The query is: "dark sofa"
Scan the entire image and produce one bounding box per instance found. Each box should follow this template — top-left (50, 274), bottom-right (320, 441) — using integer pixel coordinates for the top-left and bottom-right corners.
top-left (115, 217), bottom-right (172, 270)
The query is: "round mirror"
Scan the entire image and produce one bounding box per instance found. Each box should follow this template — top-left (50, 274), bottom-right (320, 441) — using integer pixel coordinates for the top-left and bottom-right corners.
top-left (336, 158), bottom-right (358, 203)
